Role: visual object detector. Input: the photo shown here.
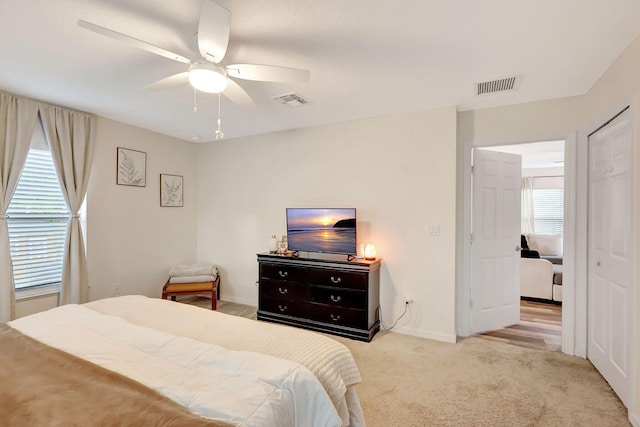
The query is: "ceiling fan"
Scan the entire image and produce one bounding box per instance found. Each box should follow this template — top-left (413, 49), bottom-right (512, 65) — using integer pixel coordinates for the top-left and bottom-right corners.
top-left (77, 0), bottom-right (310, 110)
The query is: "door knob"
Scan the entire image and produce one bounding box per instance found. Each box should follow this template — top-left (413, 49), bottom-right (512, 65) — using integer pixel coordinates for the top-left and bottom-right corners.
top-left (515, 246), bottom-right (522, 251)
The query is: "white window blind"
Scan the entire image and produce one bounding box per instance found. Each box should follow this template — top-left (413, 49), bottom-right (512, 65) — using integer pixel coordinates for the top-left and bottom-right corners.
top-left (532, 188), bottom-right (564, 235)
top-left (7, 148), bottom-right (69, 289)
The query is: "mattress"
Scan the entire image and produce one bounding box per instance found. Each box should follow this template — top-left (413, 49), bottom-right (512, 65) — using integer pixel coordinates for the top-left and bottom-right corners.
top-left (85, 295), bottom-right (365, 426)
top-left (8, 302), bottom-right (344, 426)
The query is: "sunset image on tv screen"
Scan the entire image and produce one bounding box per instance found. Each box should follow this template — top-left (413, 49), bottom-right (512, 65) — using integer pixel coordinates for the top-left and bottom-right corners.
top-left (286, 208), bottom-right (356, 254)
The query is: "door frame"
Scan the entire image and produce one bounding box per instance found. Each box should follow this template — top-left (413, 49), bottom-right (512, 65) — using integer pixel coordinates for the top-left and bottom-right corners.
top-left (458, 133), bottom-right (577, 356)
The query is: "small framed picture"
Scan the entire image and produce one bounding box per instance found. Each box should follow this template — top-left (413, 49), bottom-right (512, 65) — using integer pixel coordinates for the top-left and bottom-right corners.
top-left (160, 174), bottom-right (183, 207)
top-left (117, 147), bottom-right (146, 187)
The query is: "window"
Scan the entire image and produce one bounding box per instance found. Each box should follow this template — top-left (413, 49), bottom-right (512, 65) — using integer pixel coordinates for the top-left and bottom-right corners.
top-left (7, 131), bottom-right (69, 291)
top-left (532, 188), bottom-right (564, 235)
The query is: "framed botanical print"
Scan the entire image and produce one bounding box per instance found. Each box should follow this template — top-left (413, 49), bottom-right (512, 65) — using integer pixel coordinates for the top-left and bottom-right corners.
top-left (160, 174), bottom-right (183, 207)
top-left (117, 147), bottom-right (146, 187)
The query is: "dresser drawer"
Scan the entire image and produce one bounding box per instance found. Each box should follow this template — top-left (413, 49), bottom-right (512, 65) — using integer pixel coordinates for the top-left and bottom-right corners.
top-left (260, 297), bottom-right (307, 318)
top-left (261, 281), bottom-right (307, 301)
top-left (310, 285), bottom-right (366, 308)
top-left (308, 303), bottom-right (367, 328)
top-left (260, 263), bottom-right (306, 283)
top-left (307, 268), bottom-right (368, 290)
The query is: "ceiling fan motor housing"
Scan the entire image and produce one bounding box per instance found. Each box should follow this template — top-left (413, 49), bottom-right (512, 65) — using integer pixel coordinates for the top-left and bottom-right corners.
top-left (188, 63), bottom-right (228, 93)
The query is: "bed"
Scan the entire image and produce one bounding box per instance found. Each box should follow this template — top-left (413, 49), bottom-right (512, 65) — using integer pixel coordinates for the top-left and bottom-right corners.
top-left (2, 295), bottom-right (364, 426)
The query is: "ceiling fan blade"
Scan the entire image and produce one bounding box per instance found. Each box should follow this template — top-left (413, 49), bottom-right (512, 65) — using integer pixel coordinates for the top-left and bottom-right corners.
top-left (145, 72), bottom-right (190, 91)
top-left (77, 19), bottom-right (191, 65)
top-left (225, 64), bottom-right (310, 83)
top-left (223, 79), bottom-right (256, 109)
top-left (197, 0), bottom-right (231, 63)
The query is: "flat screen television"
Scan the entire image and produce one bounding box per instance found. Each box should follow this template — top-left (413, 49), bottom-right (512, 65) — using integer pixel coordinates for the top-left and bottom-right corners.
top-left (286, 208), bottom-right (357, 255)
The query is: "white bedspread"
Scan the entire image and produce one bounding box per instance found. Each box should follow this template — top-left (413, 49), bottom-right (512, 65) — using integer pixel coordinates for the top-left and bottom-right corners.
top-left (9, 304), bottom-right (341, 427)
top-left (85, 295), bottom-right (364, 427)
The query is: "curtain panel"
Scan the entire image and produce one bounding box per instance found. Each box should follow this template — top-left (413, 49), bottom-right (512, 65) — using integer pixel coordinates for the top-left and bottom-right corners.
top-left (0, 93), bottom-right (40, 322)
top-left (521, 176), bottom-right (535, 235)
top-left (40, 105), bottom-right (96, 305)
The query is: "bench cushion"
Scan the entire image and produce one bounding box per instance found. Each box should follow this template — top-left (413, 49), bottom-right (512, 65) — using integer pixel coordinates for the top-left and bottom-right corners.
top-left (164, 282), bottom-right (214, 293)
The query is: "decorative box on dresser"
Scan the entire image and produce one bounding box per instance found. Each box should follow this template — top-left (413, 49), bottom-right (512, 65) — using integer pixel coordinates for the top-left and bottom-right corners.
top-left (257, 253), bottom-right (381, 342)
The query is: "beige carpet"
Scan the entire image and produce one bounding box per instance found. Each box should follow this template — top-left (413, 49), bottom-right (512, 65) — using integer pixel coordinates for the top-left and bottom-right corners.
top-left (182, 297), bottom-right (630, 426)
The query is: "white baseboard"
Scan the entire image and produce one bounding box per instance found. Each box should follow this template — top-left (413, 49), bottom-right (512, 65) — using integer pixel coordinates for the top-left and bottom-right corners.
top-left (391, 326), bottom-right (457, 344)
top-left (629, 410), bottom-right (639, 427)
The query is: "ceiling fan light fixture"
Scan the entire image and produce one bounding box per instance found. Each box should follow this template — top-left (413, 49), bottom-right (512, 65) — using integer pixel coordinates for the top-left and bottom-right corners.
top-left (188, 64), bottom-right (228, 93)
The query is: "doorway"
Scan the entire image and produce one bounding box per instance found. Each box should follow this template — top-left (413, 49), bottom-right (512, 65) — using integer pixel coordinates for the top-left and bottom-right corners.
top-left (471, 140), bottom-right (566, 350)
top-left (477, 299), bottom-right (561, 351)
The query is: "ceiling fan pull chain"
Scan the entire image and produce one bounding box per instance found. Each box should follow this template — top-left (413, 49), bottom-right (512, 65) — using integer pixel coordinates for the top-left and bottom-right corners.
top-left (215, 92), bottom-right (224, 140)
top-left (193, 88), bottom-right (198, 114)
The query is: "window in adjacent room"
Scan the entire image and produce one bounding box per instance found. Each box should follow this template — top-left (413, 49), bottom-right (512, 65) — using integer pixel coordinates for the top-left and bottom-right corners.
top-left (7, 124), bottom-right (69, 293)
top-left (532, 185), bottom-right (564, 235)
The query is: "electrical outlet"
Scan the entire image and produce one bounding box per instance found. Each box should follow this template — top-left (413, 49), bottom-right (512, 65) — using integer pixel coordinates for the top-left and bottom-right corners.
top-left (113, 283), bottom-right (122, 296)
top-left (404, 295), bottom-right (412, 305)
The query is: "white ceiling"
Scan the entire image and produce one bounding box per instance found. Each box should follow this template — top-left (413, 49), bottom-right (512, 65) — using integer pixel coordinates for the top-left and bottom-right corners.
top-left (1, 0), bottom-right (640, 142)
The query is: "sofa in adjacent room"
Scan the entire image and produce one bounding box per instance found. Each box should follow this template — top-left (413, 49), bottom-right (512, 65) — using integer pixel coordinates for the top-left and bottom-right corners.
top-left (520, 233), bottom-right (563, 303)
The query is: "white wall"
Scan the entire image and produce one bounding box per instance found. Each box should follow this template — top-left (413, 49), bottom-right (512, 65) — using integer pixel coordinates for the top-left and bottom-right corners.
top-left (196, 107), bottom-right (458, 342)
top-left (15, 294), bottom-right (58, 319)
top-left (457, 96), bottom-right (585, 147)
top-left (86, 118), bottom-right (199, 301)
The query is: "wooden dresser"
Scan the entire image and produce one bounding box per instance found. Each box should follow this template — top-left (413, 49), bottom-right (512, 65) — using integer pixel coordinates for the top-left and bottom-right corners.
top-left (257, 253), bottom-right (381, 342)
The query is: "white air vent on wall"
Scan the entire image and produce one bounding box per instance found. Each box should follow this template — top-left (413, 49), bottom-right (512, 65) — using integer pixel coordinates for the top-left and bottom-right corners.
top-left (475, 76), bottom-right (519, 96)
top-left (271, 92), bottom-right (310, 107)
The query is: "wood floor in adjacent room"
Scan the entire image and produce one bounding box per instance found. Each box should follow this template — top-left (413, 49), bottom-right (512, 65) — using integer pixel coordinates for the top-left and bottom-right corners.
top-left (476, 299), bottom-right (562, 351)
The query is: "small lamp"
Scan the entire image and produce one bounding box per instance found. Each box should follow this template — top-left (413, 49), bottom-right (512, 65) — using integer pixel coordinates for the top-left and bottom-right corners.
top-left (364, 243), bottom-right (377, 260)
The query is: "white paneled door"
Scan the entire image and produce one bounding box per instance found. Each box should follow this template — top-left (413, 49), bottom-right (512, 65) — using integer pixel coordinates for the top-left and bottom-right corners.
top-left (587, 107), bottom-right (633, 407)
top-left (470, 149), bottom-right (522, 334)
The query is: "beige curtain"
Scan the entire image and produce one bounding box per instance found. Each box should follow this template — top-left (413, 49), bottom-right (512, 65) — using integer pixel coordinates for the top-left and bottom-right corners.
top-left (0, 93), bottom-right (39, 322)
top-left (40, 106), bottom-right (96, 305)
top-left (521, 176), bottom-right (535, 235)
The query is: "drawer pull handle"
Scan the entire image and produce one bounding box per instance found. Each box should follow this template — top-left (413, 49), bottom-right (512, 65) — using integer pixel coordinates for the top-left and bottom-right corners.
top-left (278, 287), bottom-right (288, 294)
top-left (330, 294), bottom-right (341, 302)
top-left (330, 276), bottom-right (341, 284)
top-left (330, 314), bottom-right (341, 322)
top-left (278, 271), bottom-right (288, 278)
top-left (278, 304), bottom-right (288, 312)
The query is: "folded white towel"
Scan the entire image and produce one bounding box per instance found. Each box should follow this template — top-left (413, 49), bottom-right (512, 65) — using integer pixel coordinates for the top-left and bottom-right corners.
top-left (169, 274), bottom-right (217, 284)
top-left (168, 264), bottom-right (218, 277)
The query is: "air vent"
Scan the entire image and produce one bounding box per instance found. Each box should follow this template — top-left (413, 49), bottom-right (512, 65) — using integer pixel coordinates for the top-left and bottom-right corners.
top-left (271, 92), bottom-right (310, 107)
top-left (475, 76), bottom-right (519, 96)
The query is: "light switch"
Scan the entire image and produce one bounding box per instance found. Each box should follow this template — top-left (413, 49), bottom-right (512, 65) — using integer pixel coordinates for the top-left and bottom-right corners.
top-left (428, 224), bottom-right (440, 236)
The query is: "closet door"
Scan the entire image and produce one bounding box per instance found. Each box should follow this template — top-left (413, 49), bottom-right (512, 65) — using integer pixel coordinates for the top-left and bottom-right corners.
top-left (587, 107), bottom-right (633, 407)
